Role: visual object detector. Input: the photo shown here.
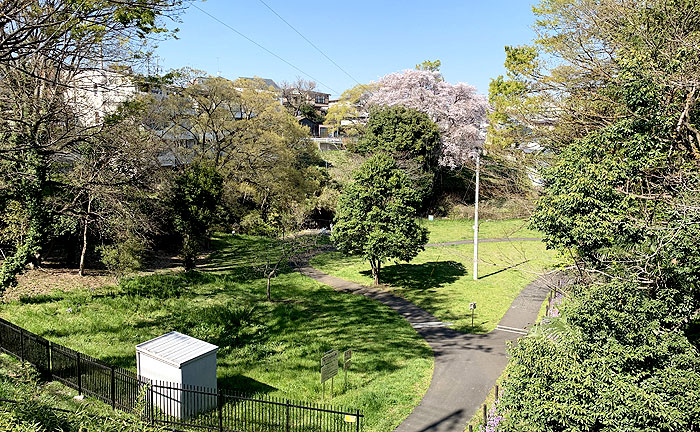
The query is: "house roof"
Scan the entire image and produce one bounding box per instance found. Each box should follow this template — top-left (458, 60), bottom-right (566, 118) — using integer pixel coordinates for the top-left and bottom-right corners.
top-left (136, 331), bottom-right (218, 368)
top-left (239, 77), bottom-right (280, 90)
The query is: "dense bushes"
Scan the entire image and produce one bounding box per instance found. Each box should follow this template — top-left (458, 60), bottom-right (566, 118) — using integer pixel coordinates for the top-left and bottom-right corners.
top-left (488, 0), bottom-right (700, 430)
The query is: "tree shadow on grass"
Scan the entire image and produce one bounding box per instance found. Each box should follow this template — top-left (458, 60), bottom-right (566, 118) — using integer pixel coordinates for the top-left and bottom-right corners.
top-left (479, 260), bottom-right (530, 279)
top-left (218, 375), bottom-right (278, 395)
top-left (360, 261), bottom-right (466, 291)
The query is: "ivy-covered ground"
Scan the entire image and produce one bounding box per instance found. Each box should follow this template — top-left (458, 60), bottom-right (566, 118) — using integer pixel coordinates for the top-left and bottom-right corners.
top-left (0, 234), bottom-right (432, 432)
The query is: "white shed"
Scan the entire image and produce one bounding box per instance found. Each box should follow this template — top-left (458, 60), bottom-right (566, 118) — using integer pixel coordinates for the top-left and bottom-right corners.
top-left (136, 331), bottom-right (218, 418)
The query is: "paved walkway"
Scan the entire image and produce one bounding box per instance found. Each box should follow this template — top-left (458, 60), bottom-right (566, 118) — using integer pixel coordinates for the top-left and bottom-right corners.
top-left (298, 239), bottom-right (563, 432)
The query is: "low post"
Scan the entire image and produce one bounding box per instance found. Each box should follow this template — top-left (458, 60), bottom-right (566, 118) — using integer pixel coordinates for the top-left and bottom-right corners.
top-left (469, 426), bottom-right (473, 432)
top-left (45, 340), bottom-right (51, 377)
top-left (149, 384), bottom-right (155, 426)
top-left (495, 384), bottom-right (499, 400)
top-left (217, 390), bottom-right (223, 432)
top-left (76, 352), bottom-right (82, 395)
top-left (285, 400), bottom-right (290, 432)
top-left (110, 366), bottom-right (116, 409)
top-left (356, 409), bottom-right (361, 432)
top-left (19, 328), bottom-right (24, 362)
top-left (483, 403), bottom-right (487, 425)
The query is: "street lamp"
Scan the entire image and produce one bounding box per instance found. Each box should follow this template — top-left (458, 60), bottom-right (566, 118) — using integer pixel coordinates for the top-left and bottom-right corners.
top-left (471, 147), bottom-right (483, 281)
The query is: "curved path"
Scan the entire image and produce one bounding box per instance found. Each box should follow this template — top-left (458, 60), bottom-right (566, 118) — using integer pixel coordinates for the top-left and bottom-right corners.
top-left (298, 238), bottom-right (563, 432)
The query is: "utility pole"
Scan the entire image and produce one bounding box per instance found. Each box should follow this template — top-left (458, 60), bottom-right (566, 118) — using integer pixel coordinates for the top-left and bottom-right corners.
top-left (473, 149), bottom-right (480, 281)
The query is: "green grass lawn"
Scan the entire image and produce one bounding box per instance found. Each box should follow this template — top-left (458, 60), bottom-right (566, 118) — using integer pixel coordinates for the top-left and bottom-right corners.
top-left (0, 234), bottom-right (432, 432)
top-left (0, 353), bottom-right (116, 417)
top-left (421, 218), bottom-right (542, 244)
top-left (311, 240), bottom-right (561, 333)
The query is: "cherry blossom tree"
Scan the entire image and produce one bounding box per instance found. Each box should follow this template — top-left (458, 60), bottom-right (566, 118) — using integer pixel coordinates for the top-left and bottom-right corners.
top-left (368, 69), bottom-right (489, 168)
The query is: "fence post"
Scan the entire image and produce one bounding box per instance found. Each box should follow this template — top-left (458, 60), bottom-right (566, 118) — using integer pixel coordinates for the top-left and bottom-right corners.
top-left (110, 366), bottom-right (116, 409)
top-left (19, 328), bottom-right (24, 362)
top-left (356, 409), bottom-right (361, 432)
top-left (45, 340), bottom-right (51, 377)
top-left (285, 400), bottom-right (290, 432)
top-left (218, 389), bottom-right (223, 432)
top-left (149, 383), bottom-right (155, 426)
top-left (76, 352), bottom-right (82, 395)
top-left (483, 404), bottom-right (487, 425)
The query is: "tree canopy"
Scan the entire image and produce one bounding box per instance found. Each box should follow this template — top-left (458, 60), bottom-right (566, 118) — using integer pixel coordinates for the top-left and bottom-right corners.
top-left (490, 1), bottom-right (700, 430)
top-left (0, 0), bottom-right (181, 289)
top-left (355, 105), bottom-right (441, 203)
top-left (368, 69), bottom-right (488, 168)
top-left (331, 154), bottom-right (428, 285)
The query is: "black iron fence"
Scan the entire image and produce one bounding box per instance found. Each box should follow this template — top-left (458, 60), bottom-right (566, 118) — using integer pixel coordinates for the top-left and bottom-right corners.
top-left (0, 317), bottom-right (364, 431)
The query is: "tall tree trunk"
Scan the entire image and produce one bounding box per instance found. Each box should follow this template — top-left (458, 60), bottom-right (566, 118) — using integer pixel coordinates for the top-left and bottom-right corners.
top-left (78, 197), bottom-right (93, 277)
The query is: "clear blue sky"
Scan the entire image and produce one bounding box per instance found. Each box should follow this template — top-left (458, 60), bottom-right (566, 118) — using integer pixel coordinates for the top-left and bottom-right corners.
top-left (154, 1), bottom-right (538, 98)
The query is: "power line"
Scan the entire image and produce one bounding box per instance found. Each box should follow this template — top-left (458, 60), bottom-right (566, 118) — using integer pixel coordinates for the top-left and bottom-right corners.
top-left (257, 0), bottom-right (362, 88)
top-left (190, 2), bottom-right (338, 94)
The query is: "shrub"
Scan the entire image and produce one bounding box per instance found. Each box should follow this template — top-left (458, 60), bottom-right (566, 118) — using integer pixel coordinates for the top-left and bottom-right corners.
top-left (98, 237), bottom-right (146, 277)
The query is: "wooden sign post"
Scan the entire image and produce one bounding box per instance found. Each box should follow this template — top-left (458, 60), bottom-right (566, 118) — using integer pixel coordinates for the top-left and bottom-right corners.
top-left (343, 349), bottom-right (352, 391)
top-left (320, 349), bottom-right (339, 399)
top-left (469, 302), bottom-right (477, 328)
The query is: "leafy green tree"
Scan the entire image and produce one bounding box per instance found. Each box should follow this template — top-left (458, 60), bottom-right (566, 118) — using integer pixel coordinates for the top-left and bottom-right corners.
top-left (489, 1), bottom-right (700, 430)
top-left (325, 83), bottom-right (376, 137)
top-left (415, 59), bottom-right (441, 72)
top-left (357, 106), bottom-right (441, 169)
top-left (298, 102), bottom-right (324, 123)
top-left (0, 0), bottom-right (180, 290)
top-left (145, 74), bottom-right (323, 236)
top-left (332, 154), bottom-right (428, 285)
top-left (171, 163), bottom-right (223, 271)
top-left (355, 106), bottom-right (441, 203)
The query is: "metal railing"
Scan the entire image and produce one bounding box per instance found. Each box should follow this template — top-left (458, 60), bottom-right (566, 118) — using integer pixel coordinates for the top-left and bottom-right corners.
top-left (0, 317), bottom-right (363, 431)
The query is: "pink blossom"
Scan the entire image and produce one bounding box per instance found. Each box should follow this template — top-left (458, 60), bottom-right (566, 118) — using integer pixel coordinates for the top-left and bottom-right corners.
top-left (368, 70), bottom-right (489, 168)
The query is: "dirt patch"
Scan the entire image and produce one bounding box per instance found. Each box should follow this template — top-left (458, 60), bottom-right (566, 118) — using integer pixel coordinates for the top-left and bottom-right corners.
top-left (2, 249), bottom-right (211, 302)
top-left (4, 268), bottom-right (113, 302)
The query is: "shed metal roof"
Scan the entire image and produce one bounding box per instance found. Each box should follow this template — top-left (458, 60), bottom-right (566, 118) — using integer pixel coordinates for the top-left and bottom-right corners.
top-left (136, 331), bottom-right (218, 368)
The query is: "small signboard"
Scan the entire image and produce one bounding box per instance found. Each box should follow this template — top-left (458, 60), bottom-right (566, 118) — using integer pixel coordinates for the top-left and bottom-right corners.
top-left (320, 350), bottom-right (339, 384)
top-left (344, 349), bottom-right (352, 362)
top-left (344, 414), bottom-right (357, 423)
top-left (469, 302), bottom-right (477, 310)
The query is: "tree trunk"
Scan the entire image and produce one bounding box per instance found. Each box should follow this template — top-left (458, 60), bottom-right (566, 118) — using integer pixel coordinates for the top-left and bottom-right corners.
top-left (370, 259), bottom-right (380, 285)
top-left (266, 271), bottom-right (274, 301)
top-left (78, 197), bottom-right (93, 277)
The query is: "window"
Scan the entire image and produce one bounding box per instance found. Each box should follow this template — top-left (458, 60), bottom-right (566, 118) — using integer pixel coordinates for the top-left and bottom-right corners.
top-left (315, 95), bottom-right (326, 104)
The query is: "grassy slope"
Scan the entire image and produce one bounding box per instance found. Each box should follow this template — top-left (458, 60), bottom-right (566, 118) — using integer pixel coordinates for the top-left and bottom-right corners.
top-left (421, 218), bottom-right (542, 244)
top-left (311, 219), bottom-right (560, 333)
top-left (0, 235), bottom-right (432, 432)
top-left (0, 354), bottom-right (115, 416)
top-left (312, 242), bottom-right (559, 333)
